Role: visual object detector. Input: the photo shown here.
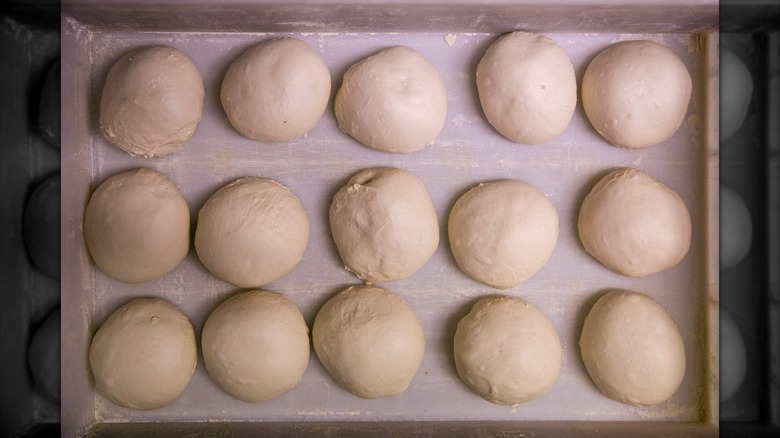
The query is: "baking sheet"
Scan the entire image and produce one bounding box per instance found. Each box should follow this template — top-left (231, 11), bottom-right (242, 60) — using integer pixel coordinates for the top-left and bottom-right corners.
top-left (61, 12), bottom-right (718, 434)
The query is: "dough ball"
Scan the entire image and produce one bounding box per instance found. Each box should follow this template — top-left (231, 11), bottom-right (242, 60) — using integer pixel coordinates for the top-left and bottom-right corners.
top-left (334, 45), bottom-right (447, 153)
top-left (720, 183), bottom-right (752, 271)
top-left (221, 37), bottom-right (331, 143)
top-left (99, 45), bottom-right (204, 157)
top-left (329, 167), bottom-right (439, 283)
top-left (578, 168), bottom-right (691, 277)
top-left (454, 296), bottom-right (561, 406)
top-left (89, 298), bottom-right (197, 410)
top-left (719, 309), bottom-right (746, 403)
top-left (202, 290), bottom-right (310, 402)
top-left (28, 307), bottom-right (60, 405)
top-left (720, 46), bottom-right (753, 142)
top-left (23, 173), bottom-right (60, 280)
top-left (579, 290), bottom-right (686, 406)
top-left (84, 168), bottom-right (190, 284)
top-left (582, 40), bottom-right (692, 149)
top-left (195, 177), bottom-right (309, 288)
top-left (312, 285), bottom-right (425, 399)
top-left (38, 58), bottom-right (60, 148)
top-left (448, 180), bottom-right (558, 289)
top-left (476, 32), bottom-right (576, 144)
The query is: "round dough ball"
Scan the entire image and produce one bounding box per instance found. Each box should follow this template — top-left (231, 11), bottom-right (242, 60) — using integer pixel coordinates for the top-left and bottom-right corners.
top-left (221, 37), bottom-right (331, 143)
top-left (23, 173), bottom-right (60, 280)
top-left (476, 32), bottom-right (576, 144)
top-left (719, 309), bottom-right (747, 403)
top-left (582, 40), bottom-right (692, 149)
top-left (38, 58), bottom-right (60, 148)
top-left (334, 45), bottom-right (447, 153)
top-left (28, 307), bottom-right (60, 405)
top-left (89, 298), bottom-right (197, 410)
top-left (579, 289), bottom-right (686, 406)
top-left (720, 46), bottom-right (753, 142)
top-left (312, 285), bottom-right (425, 399)
top-left (202, 290), bottom-right (310, 402)
top-left (195, 177), bottom-right (309, 288)
top-left (448, 180), bottom-right (558, 289)
top-left (454, 296), bottom-right (561, 406)
top-left (329, 167), bottom-right (439, 283)
top-left (578, 168), bottom-right (691, 277)
top-left (720, 183), bottom-right (752, 271)
top-left (84, 168), bottom-right (190, 284)
top-left (99, 45), bottom-right (204, 157)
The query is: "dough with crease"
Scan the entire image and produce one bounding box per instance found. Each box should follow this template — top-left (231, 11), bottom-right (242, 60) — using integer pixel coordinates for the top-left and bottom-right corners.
top-left (89, 298), bottom-right (197, 410)
top-left (312, 285), bottom-right (425, 399)
top-left (201, 290), bottom-right (309, 402)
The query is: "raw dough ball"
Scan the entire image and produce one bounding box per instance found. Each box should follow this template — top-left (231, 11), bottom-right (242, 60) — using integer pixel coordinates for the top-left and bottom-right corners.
top-left (201, 291), bottom-right (309, 402)
top-left (578, 168), bottom-right (691, 277)
top-left (38, 58), bottom-right (60, 148)
top-left (23, 173), bottom-right (60, 279)
top-left (221, 37), bottom-right (331, 143)
top-left (28, 307), bottom-right (60, 405)
top-left (448, 179), bottom-right (558, 289)
top-left (99, 45), bottom-right (204, 157)
top-left (720, 46), bottom-right (753, 142)
top-left (329, 167), bottom-right (439, 283)
top-left (579, 290), bottom-right (686, 406)
top-left (195, 177), bottom-right (309, 287)
top-left (84, 168), bottom-right (190, 284)
top-left (334, 45), bottom-right (447, 153)
top-left (720, 183), bottom-right (752, 271)
top-left (312, 285), bottom-right (425, 399)
top-left (89, 298), bottom-right (197, 410)
top-left (582, 40), bottom-right (692, 149)
top-left (719, 309), bottom-right (746, 403)
top-left (476, 32), bottom-right (576, 144)
top-left (454, 296), bottom-right (561, 406)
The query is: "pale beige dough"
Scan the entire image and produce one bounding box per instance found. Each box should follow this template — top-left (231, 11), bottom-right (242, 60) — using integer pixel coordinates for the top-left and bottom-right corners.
top-left (329, 167), bottom-right (439, 283)
top-left (578, 168), bottom-right (691, 277)
top-left (448, 179), bottom-right (559, 289)
top-left (720, 183), bottom-right (752, 271)
top-left (201, 290), bottom-right (310, 403)
top-left (221, 37), bottom-right (331, 143)
top-left (579, 289), bottom-right (686, 406)
top-left (84, 168), bottom-right (190, 284)
top-left (312, 285), bottom-right (425, 399)
top-left (476, 32), bottom-right (576, 144)
top-left (581, 40), bottom-right (692, 149)
top-left (454, 296), bottom-right (561, 406)
top-left (89, 298), bottom-right (197, 410)
top-left (99, 45), bottom-right (204, 157)
top-left (334, 45), bottom-right (447, 153)
top-left (194, 177), bottom-right (309, 288)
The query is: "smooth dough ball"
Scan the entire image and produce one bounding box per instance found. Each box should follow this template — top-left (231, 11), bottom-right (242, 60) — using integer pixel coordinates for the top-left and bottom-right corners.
top-left (476, 32), bottom-right (576, 144)
top-left (334, 45), bottom-right (447, 153)
top-left (448, 180), bottom-right (558, 289)
top-left (579, 290), bottom-right (686, 406)
top-left (720, 183), bottom-right (752, 271)
top-left (28, 307), bottom-right (60, 405)
top-left (312, 285), bottom-right (425, 399)
top-left (578, 168), bottom-right (691, 277)
top-left (221, 37), bottom-right (331, 143)
top-left (719, 309), bottom-right (747, 403)
top-left (582, 40), bottom-right (692, 149)
top-left (99, 45), bottom-right (204, 157)
top-left (720, 46), bottom-right (753, 142)
top-left (84, 168), bottom-right (190, 284)
top-left (194, 177), bottom-right (309, 288)
top-left (89, 298), bottom-right (197, 410)
top-left (454, 296), bottom-right (561, 406)
top-left (201, 291), bottom-right (309, 402)
top-left (23, 173), bottom-right (60, 280)
top-left (38, 58), bottom-right (60, 148)
top-left (329, 167), bottom-right (439, 283)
